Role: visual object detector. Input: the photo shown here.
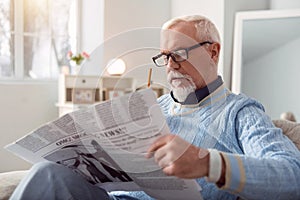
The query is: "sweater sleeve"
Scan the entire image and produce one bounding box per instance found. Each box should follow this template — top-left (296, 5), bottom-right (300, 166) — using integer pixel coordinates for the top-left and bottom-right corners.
top-left (219, 104), bottom-right (300, 200)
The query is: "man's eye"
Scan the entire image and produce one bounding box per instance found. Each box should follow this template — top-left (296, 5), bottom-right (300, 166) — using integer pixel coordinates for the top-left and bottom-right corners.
top-left (162, 55), bottom-right (168, 60)
top-left (173, 53), bottom-right (183, 59)
top-left (173, 50), bottom-right (186, 59)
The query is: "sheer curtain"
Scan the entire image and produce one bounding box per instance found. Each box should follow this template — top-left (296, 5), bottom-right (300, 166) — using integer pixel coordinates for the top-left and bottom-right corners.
top-left (0, 0), bottom-right (77, 78)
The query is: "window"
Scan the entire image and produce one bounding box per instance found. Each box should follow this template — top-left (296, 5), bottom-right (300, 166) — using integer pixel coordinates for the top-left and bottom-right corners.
top-left (0, 0), bottom-right (78, 79)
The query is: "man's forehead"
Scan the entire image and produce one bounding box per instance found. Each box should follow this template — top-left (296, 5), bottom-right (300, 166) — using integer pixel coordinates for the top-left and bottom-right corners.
top-left (160, 28), bottom-right (198, 51)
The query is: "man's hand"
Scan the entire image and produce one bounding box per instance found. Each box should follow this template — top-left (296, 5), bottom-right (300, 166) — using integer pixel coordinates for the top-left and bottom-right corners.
top-left (146, 134), bottom-right (209, 179)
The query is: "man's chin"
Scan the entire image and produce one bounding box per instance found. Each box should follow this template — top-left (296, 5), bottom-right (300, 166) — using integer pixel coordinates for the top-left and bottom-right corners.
top-left (172, 86), bottom-right (196, 102)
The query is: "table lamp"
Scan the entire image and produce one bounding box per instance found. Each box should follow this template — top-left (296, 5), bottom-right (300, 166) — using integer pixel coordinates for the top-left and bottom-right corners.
top-left (106, 58), bottom-right (126, 76)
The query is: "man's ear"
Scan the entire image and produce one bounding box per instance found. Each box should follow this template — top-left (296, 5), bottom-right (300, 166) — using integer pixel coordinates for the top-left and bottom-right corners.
top-left (210, 43), bottom-right (220, 63)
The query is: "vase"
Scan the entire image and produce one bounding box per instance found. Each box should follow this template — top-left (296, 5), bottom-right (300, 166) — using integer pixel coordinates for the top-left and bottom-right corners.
top-left (70, 61), bottom-right (81, 75)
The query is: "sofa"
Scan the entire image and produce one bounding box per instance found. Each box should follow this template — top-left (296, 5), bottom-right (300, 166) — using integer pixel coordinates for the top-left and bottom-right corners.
top-left (0, 119), bottom-right (299, 200)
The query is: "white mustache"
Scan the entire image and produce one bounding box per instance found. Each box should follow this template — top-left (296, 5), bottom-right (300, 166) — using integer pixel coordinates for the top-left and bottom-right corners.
top-left (167, 71), bottom-right (193, 83)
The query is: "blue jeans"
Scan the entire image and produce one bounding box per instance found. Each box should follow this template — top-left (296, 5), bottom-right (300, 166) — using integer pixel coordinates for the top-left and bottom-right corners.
top-left (10, 161), bottom-right (142, 200)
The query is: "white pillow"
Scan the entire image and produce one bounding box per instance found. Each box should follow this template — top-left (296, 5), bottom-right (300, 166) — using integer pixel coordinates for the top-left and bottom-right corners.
top-left (273, 119), bottom-right (300, 150)
top-left (0, 170), bottom-right (28, 200)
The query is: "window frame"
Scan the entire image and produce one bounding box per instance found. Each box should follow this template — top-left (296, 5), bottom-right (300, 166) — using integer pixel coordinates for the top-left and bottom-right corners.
top-left (1, 0), bottom-right (81, 81)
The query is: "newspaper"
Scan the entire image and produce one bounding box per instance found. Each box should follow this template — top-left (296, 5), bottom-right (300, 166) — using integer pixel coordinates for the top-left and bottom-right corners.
top-left (5, 89), bottom-right (203, 200)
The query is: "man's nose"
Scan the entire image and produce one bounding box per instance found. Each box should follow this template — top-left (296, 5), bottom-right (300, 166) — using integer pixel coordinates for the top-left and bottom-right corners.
top-left (167, 56), bottom-right (180, 70)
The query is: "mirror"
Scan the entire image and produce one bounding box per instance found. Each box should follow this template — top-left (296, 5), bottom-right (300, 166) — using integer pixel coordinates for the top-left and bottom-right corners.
top-left (232, 9), bottom-right (300, 120)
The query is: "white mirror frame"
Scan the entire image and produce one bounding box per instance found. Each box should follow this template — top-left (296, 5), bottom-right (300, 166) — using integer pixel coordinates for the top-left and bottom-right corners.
top-left (231, 9), bottom-right (300, 94)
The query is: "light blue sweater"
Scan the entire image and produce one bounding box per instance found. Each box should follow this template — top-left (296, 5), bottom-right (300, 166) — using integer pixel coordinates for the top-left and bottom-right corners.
top-left (111, 85), bottom-right (300, 200)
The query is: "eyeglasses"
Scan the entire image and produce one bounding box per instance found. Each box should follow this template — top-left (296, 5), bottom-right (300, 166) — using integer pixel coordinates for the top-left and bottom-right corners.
top-left (152, 41), bottom-right (213, 67)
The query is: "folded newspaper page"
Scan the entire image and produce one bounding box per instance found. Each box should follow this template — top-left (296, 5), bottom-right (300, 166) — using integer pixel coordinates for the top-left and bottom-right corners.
top-left (5, 89), bottom-right (203, 200)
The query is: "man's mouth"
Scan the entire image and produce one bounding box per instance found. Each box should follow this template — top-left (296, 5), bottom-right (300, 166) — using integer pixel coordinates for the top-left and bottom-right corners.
top-left (170, 77), bottom-right (191, 87)
top-left (170, 77), bottom-right (185, 81)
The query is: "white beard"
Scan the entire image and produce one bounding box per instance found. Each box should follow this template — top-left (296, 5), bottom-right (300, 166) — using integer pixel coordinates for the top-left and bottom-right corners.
top-left (167, 71), bottom-right (196, 102)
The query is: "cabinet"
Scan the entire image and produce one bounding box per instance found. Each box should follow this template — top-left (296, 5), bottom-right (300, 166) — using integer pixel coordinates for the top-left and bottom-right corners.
top-left (56, 75), bottom-right (135, 116)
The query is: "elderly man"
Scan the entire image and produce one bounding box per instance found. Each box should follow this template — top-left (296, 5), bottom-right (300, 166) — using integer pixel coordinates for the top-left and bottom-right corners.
top-left (10, 15), bottom-right (300, 200)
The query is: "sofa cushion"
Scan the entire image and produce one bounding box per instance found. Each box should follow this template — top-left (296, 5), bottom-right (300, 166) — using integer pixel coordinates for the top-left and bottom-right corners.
top-left (0, 170), bottom-right (28, 200)
top-left (273, 119), bottom-right (300, 150)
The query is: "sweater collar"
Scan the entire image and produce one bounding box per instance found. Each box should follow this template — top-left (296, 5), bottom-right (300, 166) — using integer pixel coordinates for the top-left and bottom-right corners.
top-left (170, 76), bottom-right (223, 105)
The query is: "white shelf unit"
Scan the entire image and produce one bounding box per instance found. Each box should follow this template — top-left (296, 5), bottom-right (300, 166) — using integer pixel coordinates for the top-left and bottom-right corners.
top-left (57, 75), bottom-right (135, 116)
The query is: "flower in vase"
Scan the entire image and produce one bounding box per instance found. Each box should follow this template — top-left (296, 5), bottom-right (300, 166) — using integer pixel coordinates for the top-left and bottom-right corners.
top-left (67, 51), bottom-right (90, 65)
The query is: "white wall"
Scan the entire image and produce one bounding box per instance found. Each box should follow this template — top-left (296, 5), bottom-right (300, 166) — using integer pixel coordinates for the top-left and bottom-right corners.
top-left (80, 0), bottom-right (104, 53)
top-left (270, 0), bottom-right (300, 9)
top-left (79, 0), bottom-right (105, 75)
top-left (171, 0), bottom-right (224, 30)
top-left (242, 37), bottom-right (300, 119)
top-left (0, 82), bottom-right (58, 172)
top-left (104, 0), bottom-right (171, 40)
top-left (101, 0), bottom-right (171, 87)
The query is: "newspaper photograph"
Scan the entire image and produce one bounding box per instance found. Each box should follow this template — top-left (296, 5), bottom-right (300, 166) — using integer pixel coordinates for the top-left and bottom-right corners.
top-left (5, 89), bottom-right (203, 200)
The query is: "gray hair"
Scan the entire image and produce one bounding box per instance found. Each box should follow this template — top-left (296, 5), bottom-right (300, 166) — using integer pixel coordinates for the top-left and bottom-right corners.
top-left (162, 15), bottom-right (220, 44)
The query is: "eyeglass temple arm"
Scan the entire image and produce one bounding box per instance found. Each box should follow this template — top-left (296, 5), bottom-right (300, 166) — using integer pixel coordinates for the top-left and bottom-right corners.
top-left (187, 41), bottom-right (213, 51)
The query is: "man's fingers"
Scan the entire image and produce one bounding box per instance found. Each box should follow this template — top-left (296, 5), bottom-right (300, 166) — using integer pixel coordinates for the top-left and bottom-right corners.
top-left (153, 146), bottom-right (166, 163)
top-left (159, 158), bottom-right (173, 169)
top-left (146, 134), bottom-right (174, 158)
top-left (162, 164), bottom-right (176, 176)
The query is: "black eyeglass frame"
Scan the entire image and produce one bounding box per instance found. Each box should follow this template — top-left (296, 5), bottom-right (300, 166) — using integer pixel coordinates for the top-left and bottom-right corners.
top-left (152, 41), bottom-right (213, 67)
